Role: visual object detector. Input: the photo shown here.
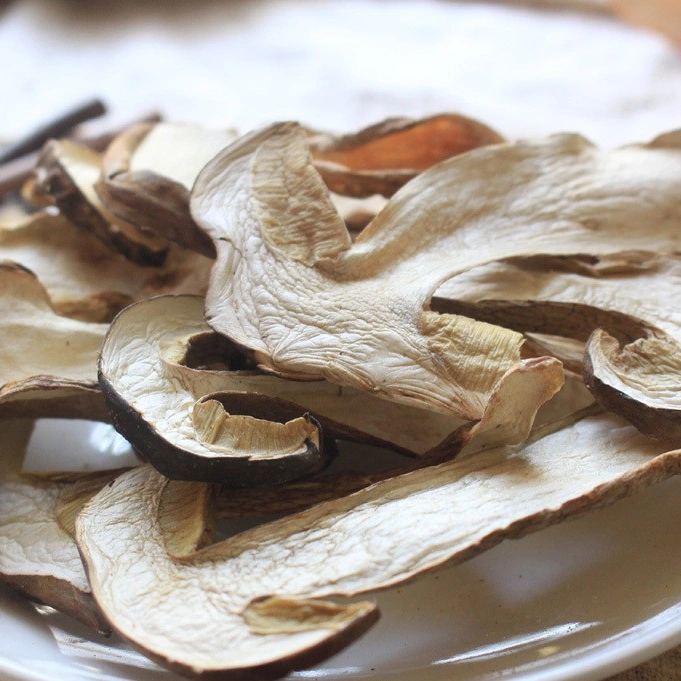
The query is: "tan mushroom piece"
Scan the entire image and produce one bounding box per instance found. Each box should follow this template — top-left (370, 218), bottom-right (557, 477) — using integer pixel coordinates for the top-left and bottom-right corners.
top-left (98, 122), bottom-right (239, 257)
top-left (308, 113), bottom-right (504, 198)
top-left (434, 252), bottom-right (681, 439)
top-left (76, 409), bottom-right (681, 680)
top-left (0, 210), bottom-right (212, 322)
top-left (191, 124), bottom-right (681, 426)
top-left (0, 420), bottom-right (109, 631)
top-left (0, 263), bottom-right (108, 419)
top-left (34, 139), bottom-right (170, 266)
top-left (99, 295), bottom-right (562, 484)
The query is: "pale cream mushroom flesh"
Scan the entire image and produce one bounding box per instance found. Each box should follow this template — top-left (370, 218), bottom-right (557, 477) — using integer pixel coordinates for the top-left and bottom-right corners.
top-left (0, 263), bottom-right (108, 419)
top-left (76, 409), bottom-right (681, 680)
top-left (191, 124), bottom-right (681, 429)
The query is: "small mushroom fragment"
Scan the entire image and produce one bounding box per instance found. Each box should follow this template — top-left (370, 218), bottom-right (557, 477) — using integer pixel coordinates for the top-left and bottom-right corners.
top-left (99, 295), bottom-right (562, 484)
top-left (98, 122), bottom-right (239, 256)
top-left (0, 262), bottom-right (108, 419)
top-left (309, 113), bottom-right (504, 198)
top-left (0, 209), bottom-right (212, 322)
top-left (76, 409), bottom-right (681, 680)
top-left (434, 252), bottom-right (681, 439)
top-left (34, 139), bottom-right (170, 266)
top-left (192, 124), bottom-right (681, 427)
top-left (0, 419), bottom-right (109, 631)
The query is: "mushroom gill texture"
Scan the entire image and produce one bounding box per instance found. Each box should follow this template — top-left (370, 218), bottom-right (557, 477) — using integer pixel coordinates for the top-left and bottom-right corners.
top-left (99, 295), bottom-right (562, 485)
top-left (434, 252), bottom-right (681, 439)
top-left (191, 124), bottom-right (681, 427)
top-left (76, 410), bottom-right (681, 680)
top-left (0, 262), bottom-right (108, 419)
top-left (0, 419), bottom-right (109, 631)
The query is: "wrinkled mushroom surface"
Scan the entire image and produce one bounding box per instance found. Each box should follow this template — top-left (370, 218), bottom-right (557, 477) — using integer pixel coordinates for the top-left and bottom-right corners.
top-left (192, 124), bottom-right (681, 425)
top-left (0, 262), bottom-right (107, 419)
top-left (77, 410), bottom-right (681, 679)
top-left (99, 295), bottom-right (562, 486)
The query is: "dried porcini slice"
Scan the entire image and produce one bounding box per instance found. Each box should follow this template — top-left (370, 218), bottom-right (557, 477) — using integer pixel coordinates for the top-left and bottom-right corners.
top-left (98, 122), bottom-right (239, 257)
top-left (434, 252), bottom-right (681, 439)
top-left (0, 420), bottom-right (109, 631)
top-left (192, 124), bottom-right (681, 430)
top-left (99, 295), bottom-right (562, 487)
top-left (0, 262), bottom-right (107, 419)
top-left (76, 410), bottom-right (681, 680)
top-left (308, 113), bottom-right (504, 198)
top-left (34, 139), bottom-right (170, 266)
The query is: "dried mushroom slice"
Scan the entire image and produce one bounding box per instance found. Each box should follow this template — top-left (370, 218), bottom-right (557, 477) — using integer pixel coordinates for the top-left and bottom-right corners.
top-left (0, 209), bottom-right (210, 322)
top-left (434, 253), bottom-right (681, 439)
top-left (0, 420), bottom-right (109, 631)
top-left (0, 262), bottom-right (107, 419)
top-left (77, 411), bottom-right (681, 680)
top-left (192, 124), bottom-right (681, 425)
top-left (99, 296), bottom-right (561, 487)
top-left (308, 113), bottom-right (504, 198)
top-left (34, 139), bottom-right (169, 266)
top-left (98, 122), bottom-right (238, 256)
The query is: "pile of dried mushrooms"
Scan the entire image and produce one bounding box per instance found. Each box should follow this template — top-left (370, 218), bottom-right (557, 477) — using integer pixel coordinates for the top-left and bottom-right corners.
top-left (1, 109), bottom-right (681, 680)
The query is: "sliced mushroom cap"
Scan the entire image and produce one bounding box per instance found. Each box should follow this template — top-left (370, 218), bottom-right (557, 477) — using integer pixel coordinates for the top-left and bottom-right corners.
top-left (0, 420), bottom-right (109, 631)
top-left (76, 410), bottom-right (681, 679)
top-left (99, 295), bottom-right (562, 486)
top-left (98, 122), bottom-right (239, 256)
top-left (308, 113), bottom-right (504, 198)
top-left (34, 139), bottom-right (170, 266)
top-left (434, 252), bottom-right (681, 439)
top-left (192, 124), bottom-right (681, 425)
top-left (0, 262), bottom-right (108, 419)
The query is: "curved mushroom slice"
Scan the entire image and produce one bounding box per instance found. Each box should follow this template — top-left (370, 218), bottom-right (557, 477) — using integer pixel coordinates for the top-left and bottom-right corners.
top-left (0, 420), bottom-right (109, 631)
top-left (34, 139), bottom-right (170, 266)
top-left (434, 253), bottom-right (681, 439)
top-left (77, 411), bottom-right (681, 679)
top-left (99, 295), bottom-right (562, 484)
top-left (97, 122), bottom-right (239, 257)
top-left (192, 124), bottom-right (681, 425)
top-left (0, 262), bottom-right (107, 419)
top-left (308, 113), bottom-right (504, 198)
top-left (0, 210), bottom-right (212, 322)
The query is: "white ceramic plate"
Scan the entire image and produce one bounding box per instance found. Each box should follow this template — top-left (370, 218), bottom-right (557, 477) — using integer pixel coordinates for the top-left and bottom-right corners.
top-left (3, 420), bottom-right (681, 681)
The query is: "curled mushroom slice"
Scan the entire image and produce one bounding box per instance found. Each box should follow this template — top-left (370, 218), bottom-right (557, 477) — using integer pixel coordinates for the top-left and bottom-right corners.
top-left (98, 122), bottom-right (239, 257)
top-left (99, 295), bottom-right (562, 485)
top-left (192, 124), bottom-right (681, 426)
top-left (0, 420), bottom-right (109, 631)
top-left (434, 252), bottom-right (681, 439)
top-left (34, 139), bottom-right (170, 266)
top-left (0, 263), bottom-right (107, 419)
top-left (76, 410), bottom-right (681, 680)
top-left (308, 113), bottom-right (504, 198)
